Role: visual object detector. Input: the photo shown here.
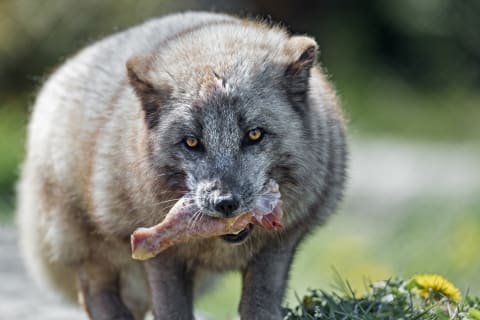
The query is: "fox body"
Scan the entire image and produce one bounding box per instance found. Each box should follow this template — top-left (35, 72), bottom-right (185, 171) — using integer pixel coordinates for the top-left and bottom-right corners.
top-left (17, 12), bottom-right (347, 320)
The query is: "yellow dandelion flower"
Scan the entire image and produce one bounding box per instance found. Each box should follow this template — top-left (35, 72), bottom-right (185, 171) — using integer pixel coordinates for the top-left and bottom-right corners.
top-left (412, 274), bottom-right (461, 303)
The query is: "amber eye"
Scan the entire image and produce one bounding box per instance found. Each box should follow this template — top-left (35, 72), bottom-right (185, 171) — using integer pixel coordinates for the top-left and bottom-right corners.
top-left (247, 128), bottom-right (263, 142)
top-left (185, 137), bottom-right (200, 148)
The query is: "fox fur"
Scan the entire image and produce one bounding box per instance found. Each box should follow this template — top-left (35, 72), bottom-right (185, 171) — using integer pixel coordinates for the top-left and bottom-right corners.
top-left (17, 11), bottom-right (347, 320)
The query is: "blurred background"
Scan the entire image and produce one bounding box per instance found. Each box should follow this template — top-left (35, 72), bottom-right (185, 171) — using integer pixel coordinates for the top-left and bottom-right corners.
top-left (0, 0), bottom-right (479, 319)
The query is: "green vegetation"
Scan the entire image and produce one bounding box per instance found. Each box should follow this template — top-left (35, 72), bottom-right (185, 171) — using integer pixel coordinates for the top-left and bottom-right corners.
top-left (283, 276), bottom-right (480, 319)
top-left (0, 100), bottom-right (27, 223)
top-left (336, 78), bottom-right (480, 143)
top-left (0, 102), bottom-right (26, 193)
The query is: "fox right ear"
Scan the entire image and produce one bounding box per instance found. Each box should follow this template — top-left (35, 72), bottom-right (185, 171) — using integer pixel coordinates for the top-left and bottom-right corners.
top-left (126, 56), bottom-right (172, 129)
top-left (284, 36), bottom-right (318, 110)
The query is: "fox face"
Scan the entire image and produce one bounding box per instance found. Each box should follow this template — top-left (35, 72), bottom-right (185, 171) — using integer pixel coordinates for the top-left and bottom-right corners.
top-left (156, 85), bottom-right (284, 219)
top-left (127, 30), bottom-right (318, 223)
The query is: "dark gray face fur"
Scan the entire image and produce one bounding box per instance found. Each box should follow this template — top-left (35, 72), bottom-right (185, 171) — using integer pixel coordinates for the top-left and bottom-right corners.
top-left (152, 74), bottom-right (306, 218)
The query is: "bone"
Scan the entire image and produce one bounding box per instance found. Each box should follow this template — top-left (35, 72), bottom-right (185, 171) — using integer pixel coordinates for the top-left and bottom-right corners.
top-left (131, 180), bottom-right (282, 260)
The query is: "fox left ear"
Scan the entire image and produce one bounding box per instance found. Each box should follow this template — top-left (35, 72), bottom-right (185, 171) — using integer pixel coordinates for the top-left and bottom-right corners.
top-left (284, 36), bottom-right (318, 107)
top-left (126, 56), bottom-right (172, 129)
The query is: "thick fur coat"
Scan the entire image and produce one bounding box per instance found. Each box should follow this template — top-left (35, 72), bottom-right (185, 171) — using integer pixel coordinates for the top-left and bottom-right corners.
top-left (17, 12), bottom-right (347, 320)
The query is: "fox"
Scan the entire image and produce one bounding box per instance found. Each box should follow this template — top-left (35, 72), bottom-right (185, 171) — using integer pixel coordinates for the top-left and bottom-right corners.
top-left (17, 11), bottom-right (347, 320)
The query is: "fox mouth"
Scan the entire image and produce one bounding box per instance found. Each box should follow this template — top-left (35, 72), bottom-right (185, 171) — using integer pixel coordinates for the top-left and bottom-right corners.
top-left (220, 223), bottom-right (253, 243)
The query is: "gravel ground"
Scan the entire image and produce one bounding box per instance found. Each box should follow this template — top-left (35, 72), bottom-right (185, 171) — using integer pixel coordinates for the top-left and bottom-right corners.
top-left (1, 139), bottom-right (479, 319)
top-left (0, 226), bottom-right (86, 320)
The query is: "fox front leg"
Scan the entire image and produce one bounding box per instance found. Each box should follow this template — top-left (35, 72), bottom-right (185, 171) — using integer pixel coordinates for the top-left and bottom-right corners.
top-left (239, 238), bottom-right (300, 320)
top-left (77, 262), bottom-right (134, 320)
top-left (143, 249), bottom-right (195, 320)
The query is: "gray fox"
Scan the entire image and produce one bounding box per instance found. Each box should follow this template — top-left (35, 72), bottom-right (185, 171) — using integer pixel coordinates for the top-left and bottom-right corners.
top-left (17, 11), bottom-right (347, 320)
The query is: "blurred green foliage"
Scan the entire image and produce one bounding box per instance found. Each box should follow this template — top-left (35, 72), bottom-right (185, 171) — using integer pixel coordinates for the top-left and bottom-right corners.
top-left (0, 101), bottom-right (26, 191)
top-left (1, 0), bottom-right (480, 95)
top-left (0, 100), bottom-right (27, 222)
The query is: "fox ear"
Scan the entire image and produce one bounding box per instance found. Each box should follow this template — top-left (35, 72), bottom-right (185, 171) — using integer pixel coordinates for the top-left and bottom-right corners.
top-left (284, 36), bottom-right (318, 108)
top-left (126, 56), bottom-right (172, 129)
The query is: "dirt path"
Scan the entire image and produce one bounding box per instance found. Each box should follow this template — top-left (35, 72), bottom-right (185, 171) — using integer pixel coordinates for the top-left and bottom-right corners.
top-left (346, 139), bottom-right (480, 213)
top-left (0, 226), bottom-right (86, 320)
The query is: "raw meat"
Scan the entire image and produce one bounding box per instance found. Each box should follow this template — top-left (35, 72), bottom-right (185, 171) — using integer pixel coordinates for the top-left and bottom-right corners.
top-left (131, 180), bottom-right (282, 260)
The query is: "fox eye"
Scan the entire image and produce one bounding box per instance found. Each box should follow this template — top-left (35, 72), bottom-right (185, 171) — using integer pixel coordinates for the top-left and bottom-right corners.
top-left (184, 136), bottom-right (200, 149)
top-left (247, 128), bottom-right (263, 142)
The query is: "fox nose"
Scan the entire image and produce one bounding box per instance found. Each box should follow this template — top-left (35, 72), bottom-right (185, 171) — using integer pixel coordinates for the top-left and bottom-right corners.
top-left (214, 196), bottom-right (239, 217)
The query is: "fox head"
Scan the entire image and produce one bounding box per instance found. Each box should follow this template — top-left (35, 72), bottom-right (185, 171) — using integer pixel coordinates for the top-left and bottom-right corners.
top-left (127, 23), bottom-right (319, 220)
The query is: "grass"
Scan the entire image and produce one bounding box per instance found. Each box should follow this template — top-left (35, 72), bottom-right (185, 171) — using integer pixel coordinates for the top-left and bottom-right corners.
top-left (283, 276), bottom-right (480, 320)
